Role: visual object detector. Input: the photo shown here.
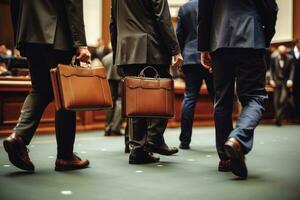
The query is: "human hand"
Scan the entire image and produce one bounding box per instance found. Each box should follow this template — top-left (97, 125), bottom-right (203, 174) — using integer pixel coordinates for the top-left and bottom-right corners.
top-left (200, 52), bottom-right (212, 70)
top-left (76, 46), bottom-right (91, 64)
top-left (270, 80), bottom-right (276, 88)
top-left (286, 80), bottom-right (293, 88)
top-left (173, 53), bottom-right (184, 71)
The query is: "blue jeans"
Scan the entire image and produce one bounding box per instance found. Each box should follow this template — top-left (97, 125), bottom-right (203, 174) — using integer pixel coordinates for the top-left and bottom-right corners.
top-left (211, 49), bottom-right (267, 160)
top-left (179, 65), bottom-right (214, 146)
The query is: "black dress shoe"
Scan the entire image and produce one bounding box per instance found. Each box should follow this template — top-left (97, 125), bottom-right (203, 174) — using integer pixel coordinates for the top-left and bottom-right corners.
top-left (125, 143), bottom-right (130, 153)
top-left (224, 138), bottom-right (248, 178)
top-left (179, 143), bottom-right (190, 150)
top-left (218, 160), bottom-right (231, 172)
top-left (129, 150), bottom-right (160, 164)
top-left (145, 142), bottom-right (178, 156)
top-left (3, 133), bottom-right (35, 171)
top-left (55, 154), bottom-right (90, 171)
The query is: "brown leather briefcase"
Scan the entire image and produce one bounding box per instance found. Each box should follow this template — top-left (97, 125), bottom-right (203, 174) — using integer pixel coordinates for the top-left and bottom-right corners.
top-left (122, 66), bottom-right (174, 118)
top-left (50, 62), bottom-right (112, 111)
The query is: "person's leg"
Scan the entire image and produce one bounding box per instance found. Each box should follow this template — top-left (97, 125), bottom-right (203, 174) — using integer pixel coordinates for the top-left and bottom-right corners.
top-left (105, 80), bottom-right (118, 135)
top-left (202, 67), bottom-right (214, 101)
top-left (120, 65), bottom-right (148, 151)
top-left (14, 45), bottom-right (54, 144)
top-left (277, 85), bottom-right (290, 124)
top-left (273, 86), bottom-right (281, 125)
top-left (124, 119), bottom-right (130, 153)
top-left (3, 44), bottom-right (55, 171)
top-left (179, 65), bottom-right (202, 148)
top-left (231, 49), bottom-right (268, 154)
top-left (146, 118), bottom-right (178, 156)
top-left (224, 49), bottom-right (267, 178)
top-left (294, 90), bottom-right (300, 122)
top-left (110, 81), bottom-right (123, 133)
top-left (211, 49), bottom-right (235, 161)
top-left (51, 50), bottom-right (90, 170)
top-left (144, 65), bottom-right (178, 155)
top-left (120, 65), bottom-right (159, 163)
top-left (46, 49), bottom-right (76, 160)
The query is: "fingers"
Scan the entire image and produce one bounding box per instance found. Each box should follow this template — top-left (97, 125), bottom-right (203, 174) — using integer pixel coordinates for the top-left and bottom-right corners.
top-left (173, 58), bottom-right (183, 70)
top-left (200, 52), bottom-right (212, 69)
top-left (76, 48), bottom-right (92, 64)
top-left (172, 54), bottom-right (184, 71)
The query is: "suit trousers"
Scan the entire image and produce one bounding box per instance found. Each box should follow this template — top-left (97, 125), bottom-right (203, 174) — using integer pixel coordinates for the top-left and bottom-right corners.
top-left (14, 44), bottom-right (76, 159)
top-left (293, 85), bottom-right (300, 121)
top-left (273, 83), bottom-right (291, 123)
top-left (105, 80), bottom-right (123, 134)
top-left (179, 65), bottom-right (214, 146)
top-left (118, 65), bottom-right (171, 151)
top-left (211, 48), bottom-right (268, 160)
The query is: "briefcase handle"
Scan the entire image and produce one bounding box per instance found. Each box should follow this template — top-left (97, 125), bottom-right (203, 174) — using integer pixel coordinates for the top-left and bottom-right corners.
top-left (139, 66), bottom-right (160, 79)
top-left (70, 56), bottom-right (91, 68)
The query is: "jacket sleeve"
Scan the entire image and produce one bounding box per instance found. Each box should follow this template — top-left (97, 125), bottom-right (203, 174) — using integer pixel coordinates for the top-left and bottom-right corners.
top-left (151, 0), bottom-right (181, 56)
top-left (288, 59), bottom-right (295, 81)
top-left (10, 0), bottom-right (20, 47)
top-left (63, 0), bottom-right (87, 47)
top-left (255, 0), bottom-right (278, 47)
top-left (109, 0), bottom-right (117, 64)
top-left (198, 0), bottom-right (214, 52)
top-left (176, 6), bottom-right (185, 52)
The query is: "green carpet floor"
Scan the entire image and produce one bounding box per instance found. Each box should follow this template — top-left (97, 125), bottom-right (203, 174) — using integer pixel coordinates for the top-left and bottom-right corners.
top-left (0, 125), bottom-right (299, 200)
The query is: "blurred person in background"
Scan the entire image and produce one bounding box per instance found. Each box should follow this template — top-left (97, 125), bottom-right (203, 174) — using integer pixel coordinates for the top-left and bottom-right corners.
top-left (270, 45), bottom-right (295, 126)
top-left (176, 0), bottom-right (214, 150)
top-left (290, 39), bottom-right (300, 123)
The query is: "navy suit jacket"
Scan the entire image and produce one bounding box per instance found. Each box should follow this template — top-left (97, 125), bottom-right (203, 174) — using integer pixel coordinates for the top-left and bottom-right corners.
top-left (198, 0), bottom-right (278, 52)
top-left (176, 0), bottom-right (199, 65)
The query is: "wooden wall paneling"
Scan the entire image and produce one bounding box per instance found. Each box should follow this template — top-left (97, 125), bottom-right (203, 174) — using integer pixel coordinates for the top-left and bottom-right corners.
top-left (102, 0), bottom-right (112, 47)
top-left (0, 3), bottom-right (14, 49)
top-left (293, 0), bottom-right (300, 39)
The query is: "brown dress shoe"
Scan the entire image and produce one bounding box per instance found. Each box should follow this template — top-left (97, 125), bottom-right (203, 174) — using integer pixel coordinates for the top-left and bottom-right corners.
top-left (145, 142), bottom-right (179, 156)
top-left (55, 154), bottom-right (90, 171)
top-left (218, 160), bottom-right (231, 172)
top-left (224, 138), bottom-right (248, 178)
top-left (3, 133), bottom-right (35, 171)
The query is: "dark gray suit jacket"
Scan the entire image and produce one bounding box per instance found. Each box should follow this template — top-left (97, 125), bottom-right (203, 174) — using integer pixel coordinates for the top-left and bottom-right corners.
top-left (176, 0), bottom-right (199, 65)
top-left (110, 0), bottom-right (180, 66)
top-left (290, 48), bottom-right (300, 88)
top-left (198, 0), bottom-right (278, 52)
top-left (270, 55), bottom-right (295, 84)
top-left (10, 0), bottom-right (87, 52)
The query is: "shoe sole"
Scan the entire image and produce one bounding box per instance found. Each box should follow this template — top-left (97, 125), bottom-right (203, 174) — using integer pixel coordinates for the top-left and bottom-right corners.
top-left (129, 158), bottom-right (160, 164)
top-left (144, 146), bottom-right (178, 156)
top-left (3, 140), bottom-right (34, 171)
top-left (224, 144), bottom-right (247, 178)
top-left (55, 165), bottom-right (89, 171)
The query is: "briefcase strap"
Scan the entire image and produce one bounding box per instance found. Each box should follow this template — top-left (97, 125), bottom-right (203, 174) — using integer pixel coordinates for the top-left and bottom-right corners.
top-left (139, 66), bottom-right (160, 78)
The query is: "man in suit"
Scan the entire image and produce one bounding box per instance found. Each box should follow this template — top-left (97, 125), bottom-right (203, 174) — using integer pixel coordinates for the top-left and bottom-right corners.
top-left (3, 0), bottom-right (91, 172)
top-left (270, 45), bottom-right (295, 126)
top-left (110, 0), bottom-right (183, 164)
top-left (290, 39), bottom-right (300, 122)
top-left (198, 0), bottom-right (278, 178)
top-left (176, 0), bottom-right (214, 150)
top-left (102, 52), bottom-right (124, 136)
top-left (92, 38), bottom-right (110, 62)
